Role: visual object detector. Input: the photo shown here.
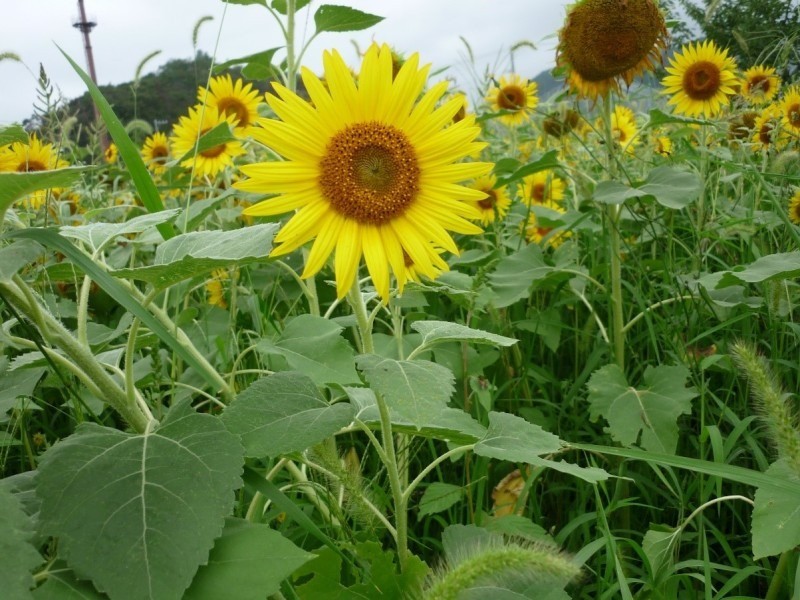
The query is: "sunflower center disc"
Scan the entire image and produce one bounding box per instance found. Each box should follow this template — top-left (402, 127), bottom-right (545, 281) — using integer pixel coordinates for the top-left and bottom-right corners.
top-left (478, 189), bottom-right (498, 210)
top-left (18, 160), bottom-right (46, 172)
top-left (198, 128), bottom-right (227, 159)
top-left (531, 183), bottom-right (545, 203)
top-left (151, 146), bottom-right (168, 159)
top-left (683, 61), bottom-right (721, 100)
top-left (320, 122), bottom-right (420, 225)
top-left (749, 75), bottom-right (768, 94)
top-left (788, 104), bottom-right (800, 128)
top-left (498, 85), bottom-right (525, 111)
top-left (217, 98), bottom-right (250, 127)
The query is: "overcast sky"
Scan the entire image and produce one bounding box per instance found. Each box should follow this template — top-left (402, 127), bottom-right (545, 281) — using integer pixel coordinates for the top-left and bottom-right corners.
top-left (2, 0), bottom-right (573, 126)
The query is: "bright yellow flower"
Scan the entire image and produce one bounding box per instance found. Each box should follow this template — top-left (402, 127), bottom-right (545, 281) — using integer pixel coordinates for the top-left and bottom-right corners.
top-left (789, 189), bottom-right (800, 225)
top-left (170, 105), bottom-right (245, 179)
top-left (523, 203), bottom-right (570, 248)
top-left (141, 132), bottom-right (170, 174)
top-left (741, 65), bottom-right (781, 104)
top-left (468, 175), bottom-right (510, 226)
top-left (521, 170), bottom-right (566, 206)
top-left (655, 135), bottom-right (672, 156)
top-left (752, 104), bottom-right (785, 152)
top-left (198, 74), bottom-right (261, 133)
top-left (486, 74), bottom-right (538, 126)
top-left (661, 40), bottom-right (739, 117)
top-left (104, 143), bottom-right (118, 164)
top-left (235, 44), bottom-right (492, 299)
top-left (598, 105), bottom-right (638, 154)
top-left (0, 135), bottom-right (69, 209)
top-left (206, 268), bottom-right (230, 308)
top-left (779, 85), bottom-right (800, 133)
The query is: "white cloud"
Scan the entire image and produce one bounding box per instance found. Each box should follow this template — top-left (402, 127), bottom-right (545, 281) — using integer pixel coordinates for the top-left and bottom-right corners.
top-left (1, 0), bottom-right (570, 125)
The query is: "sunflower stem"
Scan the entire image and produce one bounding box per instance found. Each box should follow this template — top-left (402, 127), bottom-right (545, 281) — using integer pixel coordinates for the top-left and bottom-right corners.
top-left (347, 277), bottom-right (374, 354)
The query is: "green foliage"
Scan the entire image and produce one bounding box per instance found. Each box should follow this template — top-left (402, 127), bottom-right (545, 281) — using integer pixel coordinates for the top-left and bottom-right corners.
top-left (36, 400), bottom-right (244, 600)
top-left (751, 459), bottom-right (800, 559)
top-left (0, 167), bottom-right (87, 224)
top-left (418, 482), bottom-right (463, 517)
top-left (0, 485), bottom-right (41, 599)
top-left (313, 5), bottom-right (384, 34)
top-left (593, 166), bottom-right (702, 209)
top-left (587, 365), bottom-right (697, 454)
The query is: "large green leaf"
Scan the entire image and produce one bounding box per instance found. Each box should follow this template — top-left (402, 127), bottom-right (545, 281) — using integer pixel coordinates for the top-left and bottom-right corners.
top-left (0, 367), bottom-right (46, 416)
top-left (59, 209), bottom-right (182, 253)
top-left (751, 459), bottom-right (800, 559)
top-left (0, 240), bottom-right (45, 282)
top-left (587, 364), bottom-right (697, 454)
top-left (59, 48), bottom-right (174, 240)
top-left (418, 483), bottom-right (463, 517)
top-left (112, 224), bottom-right (278, 288)
top-left (0, 168), bottom-right (87, 223)
top-left (488, 244), bottom-right (578, 308)
top-left (410, 320), bottom-right (517, 350)
top-left (31, 565), bottom-right (107, 599)
top-left (0, 485), bottom-right (41, 599)
top-left (314, 5), bottom-right (383, 33)
top-left (717, 252), bottom-right (800, 288)
top-left (494, 150), bottom-right (561, 187)
top-left (594, 167), bottom-right (701, 209)
top-left (36, 400), bottom-right (244, 600)
top-left (0, 124), bottom-right (28, 146)
top-left (356, 355), bottom-right (455, 430)
top-left (257, 315), bottom-right (360, 386)
top-left (185, 518), bottom-right (313, 600)
top-left (221, 372), bottom-right (354, 457)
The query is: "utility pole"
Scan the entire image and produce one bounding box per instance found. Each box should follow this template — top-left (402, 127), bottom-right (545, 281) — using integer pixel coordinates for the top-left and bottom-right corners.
top-left (73, 0), bottom-right (108, 150)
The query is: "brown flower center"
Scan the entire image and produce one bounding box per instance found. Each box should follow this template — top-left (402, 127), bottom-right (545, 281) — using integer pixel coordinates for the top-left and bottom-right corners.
top-left (531, 183), bottom-right (546, 203)
top-left (498, 85), bottom-right (525, 111)
top-left (198, 128), bottom-right (227, 159)
top-left (748, 75), bottom-right (770, 95)
top-left (787, 103), bottom-right (800, 128)
top-left (17, 160), bottom-right (47, 172)
top-left (478, 189), bottom-right (498, 210)
top-left (758, 122), bottom-right (774, 145)
top-left (320, 122), bottom-right (419, 224)
top-left (217, 98), bottom-right (250, 128)
top-left (151, 145), bottom-right (168, 160)
top-left (682, 61), bottom-right (722, 100)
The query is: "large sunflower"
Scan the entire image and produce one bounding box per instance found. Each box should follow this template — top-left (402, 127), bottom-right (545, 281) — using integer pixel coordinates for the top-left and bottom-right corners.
top-left (741, 65), bottom-right (781, 104)
top-left (198, 74), bottom-right (261, 132)
top-left (780, 85), bottom-right (800, 133)
top-left (468, 175), bottom-right (511, 226)
top-left (661, 40), bottom-right (739, 117)
top-left (557, 0), bottom-right (667, 99)
top-left (170, 105), bottom-right (245, 178)
top-left (0, 135), bottom-right (69, 209)
top-left (235, 44), bottom-right (491, 299)
top-left (141, 132), bottom-right (171, 174)
top-left (486, 75), bottom-right (538, 126)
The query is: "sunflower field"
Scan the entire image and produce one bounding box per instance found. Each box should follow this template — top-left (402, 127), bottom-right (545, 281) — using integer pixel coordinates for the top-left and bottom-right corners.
top-left (3, 0), bottom-right (800, 598)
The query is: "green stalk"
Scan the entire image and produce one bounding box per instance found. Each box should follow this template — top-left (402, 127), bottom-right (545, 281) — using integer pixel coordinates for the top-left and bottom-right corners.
top-left (765, 551), bottom-right (792, 600)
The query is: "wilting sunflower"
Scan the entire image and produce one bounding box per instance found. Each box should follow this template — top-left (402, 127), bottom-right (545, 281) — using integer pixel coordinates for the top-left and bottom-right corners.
top-left (741, 65), bottom-right (781, 104)
top-left (468, 175), bottom-right (511, 226)
top-left (170, 105), bottom-right (245, 178)
top-left (789, 189), bottom-right (800, 225)
top-left (661, 40), bottom-right (739, 117)
top-left (780, 85), bottom-right (800, 133)
top-left (0, 135), bottom-right (69, 209)
top-left (486, 74), bottom-right (538, 126)
top-left (557, 0), bottom-right (667, 99)
top-left (198, 74), bottom-right (261, 132)
top-left (104, 143), bottom-right (118, 164)
top-left (521, 170), bottom-right (566, 206)
top-left (141, 132), bottom-right (171, 174)
top-left (235, 44), bottom-right (491, 299)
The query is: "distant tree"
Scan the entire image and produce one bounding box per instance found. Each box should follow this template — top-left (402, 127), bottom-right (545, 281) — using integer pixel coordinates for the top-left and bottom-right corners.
top-left (674, 0), bottom-right (800, 76)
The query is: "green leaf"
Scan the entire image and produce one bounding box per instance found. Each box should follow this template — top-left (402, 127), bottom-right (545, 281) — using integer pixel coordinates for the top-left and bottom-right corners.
top-left (32, 565), bottom-right (107, 599)
top-left (258, 315), bottom-right (360, 386)
top-left (494, 150), bottom-right (560, 187)
top-left (185, 518), bottom-right (313, 600)
top-left (347, 541), bottom-right (428, 598)
top-left (0, 124), bottom-right (28, 146)
top-left (271, 0), bottom-right (311, 14)
top-left (167, 122), bottom-right (237, 178)
top-left (0, 240), bottom-right (45, 282)
top-left (475, 411), bottom-right (563, 461)
top-left (357, 355), bottom-right (455, 430)
top-left (410, 320), bottom-right (517, 350)
top-left (59, 48), bottom-right (174, 240)
top-left (0, 168), bottom-right (87, 221)
top-left (222, 372), bottom-right (354, 457)
top-left (58, 209), bottom-right (182, 253)
top-left (418, 483), bottom-right (463, 517)
top-left (488, 244), bottom-right (577, 308)
top-left (642, 525), bottom-right (678, 581)
top-left (587, 364), bottom-right (697, 454)
top-left (0, 367), bottom-right (46, 416)
top-left (0, 485), bottom-right (41, 599)
top-left (717, 252), bottom-right (800, 288)
top-left (593, 180), bottom-right (642, 205)
top-left (213, 47), bottom-right (280, 75)
top-left (226, 0), bottom-right (267, 5)
top-left (645, 108), bottom-right (711, 129)
top-left (594, 167), bottom-right (701, 209)
top-left (752, 459), bottom-right (800, 559)
top-left (112, 224), bottom-right (278, 288)
top-left (36, 400), bottom-right (244, 600)
top-left (314, 4), bottom-right (384, 33)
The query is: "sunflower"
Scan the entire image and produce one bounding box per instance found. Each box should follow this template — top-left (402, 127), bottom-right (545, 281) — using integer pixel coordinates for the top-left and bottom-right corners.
top-left (468, 175), bottom-right (511, 226)
top-left (789, 189), bottom-right (800, 225)
top-left (104, 143), bottom-right (118, 164)
top-left (557, 0), bottom-right (667, 99)
top-left (235, 44), bottom-right (491, 299)
top-left (402, 246), bottom-right (448, 290)
top-left (654, 135), bottom-right (672, 156)
top-left (741, 65), bottom-right (781, 104)
top-left (661, 40), bottom-right (739, 117)
top-left (170, 105), bottom-right (246, 179)
top-left (0, 135), bottom-right (69, 209)
top-left (521, 170), bottom-right (566, 206)
top-left (206, 268), bottom-right (231, 308)
top-left (523, 203), bottom-right (570, 248)
top-left (543, 108), bottom-right (581, 138)
top-left (780, 85), bottom-right (800, 133)
top-left (599, 105), bottom-right (638, 154)
top-left (141, 132), bottom-right (171, 174)
top-left (198, 74), bottom-right (261, 132)
top-left (486, 74), bottom-right (538, 126)
top-left (752, 105), bottom-right (785, 152)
